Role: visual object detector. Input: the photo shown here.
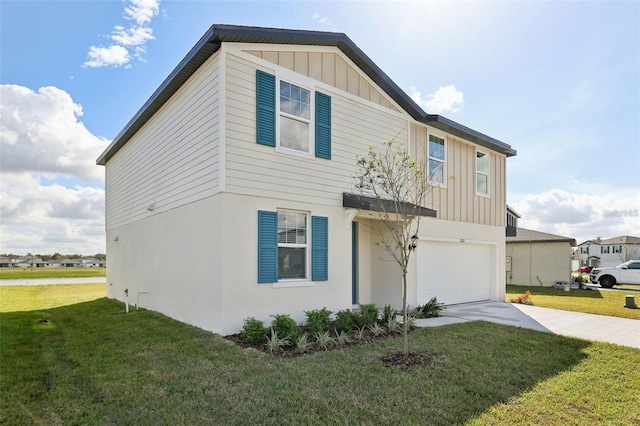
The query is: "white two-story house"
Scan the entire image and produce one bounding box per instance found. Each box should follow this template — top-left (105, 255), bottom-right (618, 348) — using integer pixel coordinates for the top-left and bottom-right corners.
top-left (577, 236), bottom-right (640, 269)
top-left (97, 25), bottom-right (517, 335)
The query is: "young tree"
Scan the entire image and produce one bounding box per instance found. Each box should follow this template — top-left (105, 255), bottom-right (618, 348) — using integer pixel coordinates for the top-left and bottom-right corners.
top-left (353, 137), bottom-right (438, 355)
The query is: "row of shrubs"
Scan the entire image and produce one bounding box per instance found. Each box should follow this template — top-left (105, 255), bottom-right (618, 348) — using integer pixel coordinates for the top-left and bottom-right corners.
top-left (241, 298), bottom-right (444, 353)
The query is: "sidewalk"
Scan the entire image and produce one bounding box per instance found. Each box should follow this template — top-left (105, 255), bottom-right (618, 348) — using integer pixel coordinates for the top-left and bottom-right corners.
top-left (413, 301), bottom-right (640, 349)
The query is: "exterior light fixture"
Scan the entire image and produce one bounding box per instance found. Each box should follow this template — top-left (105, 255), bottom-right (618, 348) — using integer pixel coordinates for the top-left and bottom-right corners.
top-left (409, 234), bottom-right (419, 251)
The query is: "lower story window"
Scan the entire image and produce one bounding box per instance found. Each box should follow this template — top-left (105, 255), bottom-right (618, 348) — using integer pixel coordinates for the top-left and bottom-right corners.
top-left (278, 211), bottom-right (307, 280)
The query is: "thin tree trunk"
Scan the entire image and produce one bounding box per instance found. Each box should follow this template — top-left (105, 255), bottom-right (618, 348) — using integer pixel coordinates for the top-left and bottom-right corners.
top-left (402, 271), bottom-right (408, 355)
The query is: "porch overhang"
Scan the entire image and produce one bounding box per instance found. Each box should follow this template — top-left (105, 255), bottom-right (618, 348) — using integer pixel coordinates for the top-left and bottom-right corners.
top-left (343, 192), bottom-right (437, 218)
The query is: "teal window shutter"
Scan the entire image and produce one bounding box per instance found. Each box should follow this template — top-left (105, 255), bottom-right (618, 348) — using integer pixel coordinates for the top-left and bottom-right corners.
top-left (315, 92), bottom-right (331, 159)
top-left (311, 216), bottom-right (328, 281)
top-left (258, 210), bottom-right (277, 283)
top-left (256, 70), bottom-right (276, 147)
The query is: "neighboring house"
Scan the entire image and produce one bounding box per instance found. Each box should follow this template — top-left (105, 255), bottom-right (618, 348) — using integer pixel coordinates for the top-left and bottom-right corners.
top-left (576, 236), bottom-right (640, 268)
top-left (16, 257), bottom-right (44, 268)
top-left (0, 257), bottom-right (19, 268)
top-left (506, 228), bottom-right (576, 287)
top-left (506, 205), bottom-right (520, 237)
top-left (54, 259), bottom-right (83, 268)
top-left (97, 25), bottom-right (517, 335)
top-left (575, 239), bottom-right (602, 270)
top-left (80, 258), bottom-right (106, 268)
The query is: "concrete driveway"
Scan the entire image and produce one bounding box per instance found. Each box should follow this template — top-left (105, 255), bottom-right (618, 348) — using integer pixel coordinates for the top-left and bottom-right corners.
top-left (414, 301), bottom-right (640, 349)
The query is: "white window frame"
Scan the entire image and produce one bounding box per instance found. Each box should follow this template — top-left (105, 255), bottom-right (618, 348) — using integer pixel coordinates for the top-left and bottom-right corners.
top-left (276, 210), bottom-right (310, 284)
top-left (276, 77), bottom-right (315, 158)
top-left (427, 133), bottom-right (447, 187)
top-left (476, 149), bottom-right (490, 197)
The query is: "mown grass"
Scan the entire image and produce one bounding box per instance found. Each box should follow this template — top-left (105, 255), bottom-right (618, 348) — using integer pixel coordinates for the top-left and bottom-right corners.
top-left (507, 285), bottom-right (640, 320)
top-left (0, 267), bottom-right (106, 280)
top-left (1, 286), bottom-right (639, 425)
top-left (0, 284), bottom-right (106, 312)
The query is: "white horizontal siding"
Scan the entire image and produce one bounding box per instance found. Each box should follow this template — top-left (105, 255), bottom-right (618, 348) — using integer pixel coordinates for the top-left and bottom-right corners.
top-left (105, 53), bottom-right (221, 229)
top-left (224, 52), bottom-right (408, 206)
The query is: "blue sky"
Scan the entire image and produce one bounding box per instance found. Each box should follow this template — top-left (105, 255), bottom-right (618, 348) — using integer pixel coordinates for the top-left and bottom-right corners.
top-left (1, 0), bottom-right (639, 255)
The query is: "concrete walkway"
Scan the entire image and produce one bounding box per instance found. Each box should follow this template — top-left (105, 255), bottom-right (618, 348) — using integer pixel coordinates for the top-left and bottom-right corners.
top-left (414, 301), bottom-right (640, 349)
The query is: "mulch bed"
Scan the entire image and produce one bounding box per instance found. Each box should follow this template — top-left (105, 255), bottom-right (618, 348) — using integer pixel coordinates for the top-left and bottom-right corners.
top-left (225, 327), bottom-right (435, 366)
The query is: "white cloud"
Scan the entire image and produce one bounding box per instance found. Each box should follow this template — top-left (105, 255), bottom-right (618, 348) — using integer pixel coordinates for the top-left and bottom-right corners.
top-left (83, 45), bottom-right (131, 68)
top-left (110, 25), bottom-right (155, 47)
top-left (411, 85), bottom-right (464, 114)
top-left (312, 13), bottom-right (331, 25)
top-left (514, 189), bottom-right (640, 244)
top-left (0, 85), bottom-right (108, 255)
top-left (124, 0), bottom-right (160, 26)
top-left (83, 0), bottom-right (160, 68)
top-left (0, 85), bottom-right (108, 182)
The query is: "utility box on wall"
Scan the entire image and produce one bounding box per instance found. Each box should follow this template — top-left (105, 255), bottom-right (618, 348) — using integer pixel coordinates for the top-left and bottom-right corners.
top-left (505, 256), bottom-right (512, 272)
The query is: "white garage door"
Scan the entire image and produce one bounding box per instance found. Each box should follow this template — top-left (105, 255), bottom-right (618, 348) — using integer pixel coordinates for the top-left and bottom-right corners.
top-left (417, 241), bottom-right (492, 305)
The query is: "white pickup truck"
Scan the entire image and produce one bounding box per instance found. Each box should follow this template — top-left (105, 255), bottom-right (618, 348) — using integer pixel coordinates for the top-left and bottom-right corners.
top-left (589, 260), bottom-right (640, 288)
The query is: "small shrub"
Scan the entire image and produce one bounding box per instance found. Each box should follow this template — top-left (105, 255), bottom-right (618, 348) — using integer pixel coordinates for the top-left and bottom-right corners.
top-left (270, 314), bottom-right (300, 344)
top-left (381, 304), bottom-right (397, 323)
top-left (356, 304), bottom-right (379, 328)
top-left (314, 331), bottom-right (336, 350)
top-left (294, 333), bottom-right (312, 354)
top-left (334, 328), bottom-right (351, 346)
top-left (304, 307), bottom-right (332, 335)
top-left (266, 328), bottom-right (289, 352)
top-left (241, 317), bottom-right (268, 345)
top-left (368, 322), bottom-right (386, 336)
top-left (414, 297), bottom-right (445, 318)
top-left (334, 309), bottom-right (357, 333)
top-left (353, 325), bottom-right (367, 341)
top-left (385, 317), bottom-right (401, 334)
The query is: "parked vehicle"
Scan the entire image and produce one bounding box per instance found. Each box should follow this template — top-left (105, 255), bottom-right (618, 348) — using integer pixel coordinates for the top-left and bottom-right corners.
top-left (589, 260), bottom-right (640, 288)
top-left (578, 266), bottom-right (593, 273)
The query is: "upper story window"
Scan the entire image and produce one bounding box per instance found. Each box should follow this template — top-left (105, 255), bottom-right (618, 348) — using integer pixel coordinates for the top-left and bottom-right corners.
top-left (580, 247), bottom-right (588, 254)
top-left (613, 245), bottom-right (622, 253)
top-left (256, 70), bottom-right (331, 160)
top-left (476, 150), bottom-right (490, 196)
top-left (279, 81), bottom-right (311, 153)
top-left (601, 246), bottom-right (610, 254)
top-left (428, 134), bottom-right (445, 185)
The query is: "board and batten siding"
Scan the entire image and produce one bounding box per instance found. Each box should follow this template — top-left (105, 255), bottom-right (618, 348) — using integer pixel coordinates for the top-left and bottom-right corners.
top-left (224, 49), bottom-right (409, 206)
top-left (245, 49), bottom-right (400, 114)
top-left (411, 123), bottom-right (506, 227)
top-left (105, 53), bottom-right (221, 229)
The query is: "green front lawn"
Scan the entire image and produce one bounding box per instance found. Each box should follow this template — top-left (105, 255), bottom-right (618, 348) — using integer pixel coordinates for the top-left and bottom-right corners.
top-left (507, 285), bottom-right (640, 320)
top-left (0, 267), bottom-right (106, 280)
top-left (1, 285), bottom-right (639, 425)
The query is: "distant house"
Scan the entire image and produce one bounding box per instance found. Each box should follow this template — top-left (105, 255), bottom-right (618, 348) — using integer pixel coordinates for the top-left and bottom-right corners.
top-left (80, 258), bottom-right (106, 268)
top-left (576, 236), bottom-right (640, 268)
top-left (506, 228), bottom-right (576, 287)
top-left (0, 257), bottom-right (18, 268)
top-left (97, 24), bottom-right (517, 335)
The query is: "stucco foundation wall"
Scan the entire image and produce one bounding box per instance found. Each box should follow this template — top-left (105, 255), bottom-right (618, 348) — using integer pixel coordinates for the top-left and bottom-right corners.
top-left (506, 242), bottom-right (573, 287)
top-left (217, 193), bottom-right (353, 335)
top-left (106, 196), bottom-right (225, 333)
top-left (107, 193), bottom-right (355, 335)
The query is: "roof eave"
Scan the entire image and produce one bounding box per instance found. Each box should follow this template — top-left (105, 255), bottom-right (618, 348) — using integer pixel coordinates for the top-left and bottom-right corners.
top-left (422, 114), bottom-right (517, 157)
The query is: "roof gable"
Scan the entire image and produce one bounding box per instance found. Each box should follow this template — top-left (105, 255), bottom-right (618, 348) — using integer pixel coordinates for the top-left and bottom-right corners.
top-left (97, 24), bottom-right (517, 165)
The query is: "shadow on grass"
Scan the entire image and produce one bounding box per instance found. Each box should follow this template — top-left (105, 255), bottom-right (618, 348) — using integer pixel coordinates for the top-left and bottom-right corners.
top-left (508, 284), bottom-right (604, 299)
top-left (1, 299), bottom-right (594, 425)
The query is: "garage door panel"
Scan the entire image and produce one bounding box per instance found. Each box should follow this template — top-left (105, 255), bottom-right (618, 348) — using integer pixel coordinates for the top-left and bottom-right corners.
top-left (417, 242), bottom-right (491, 305)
